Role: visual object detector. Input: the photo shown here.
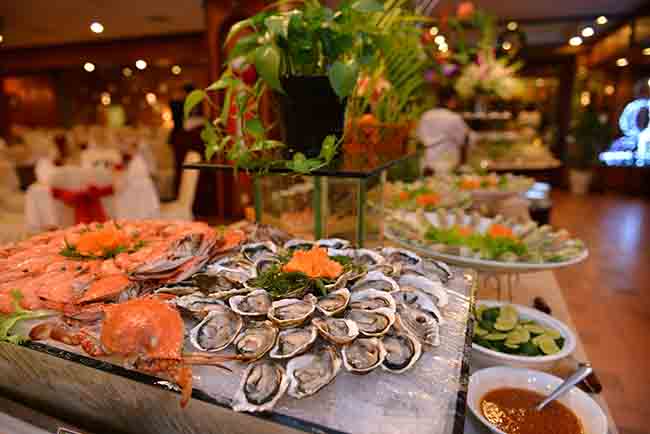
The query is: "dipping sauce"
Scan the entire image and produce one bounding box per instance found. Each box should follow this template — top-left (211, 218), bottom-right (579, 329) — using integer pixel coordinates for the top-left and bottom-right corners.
top-left (480, 387), bottom-right (584, 434)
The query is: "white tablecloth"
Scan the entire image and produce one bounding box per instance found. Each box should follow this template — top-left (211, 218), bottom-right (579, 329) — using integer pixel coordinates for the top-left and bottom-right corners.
top-left (25, 159), bottom-right (160, 232)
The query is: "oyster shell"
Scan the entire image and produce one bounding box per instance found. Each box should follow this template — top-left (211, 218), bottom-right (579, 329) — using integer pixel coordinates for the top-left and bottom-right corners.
top-left (398, 271), bottom-right (449, 307)
top-left (381, 247), bottom-right (423, 270)
top-left (189, 305), bottom-right (243, 352)
top-left (254, 255), bottom-right (281, 275)
top-left (267, 298), bottom-right (315, 327)
top-left (283, 239), bottom-right (315, 252)
top-left (269, 326), bottom-right (318, 359)
top-left (349, 289), bottom-right (396, 312)
top-left (174, 294), bottom-right (232, 318)
top-left (315, 287), bottom-right (350, 316)
top-left (328, 248), bottom-right (384, 268)
top-left (392, 288), bottom-right (444, 325)
top-left (232, 361), bottom-right (288, 413)
top-left (316, 238), bottom-right (350, 250)
top-left (341, 337), bottom-right (386, 374)
top-left (155, 283), bottom-right (200, 296)
top-left (211, 254), bottom-right (252, 270)
top-left (381, 330), bottom-right (422, 373)
top-left (345, 307), bottom-right (395, 337)
top-left (286, 346), bottom-right (341, 399)
top-left (312, 317), bottom-right (359, 344)
top-left (241, 241), bottom-right (277, 262)
top-left (395, 302), bottom-right (440, 347)
top-left (193, 265), bottom-right (253, 293)
top-left (233, 320), bottom-right (279, 361)
top-left (230, 289), bottom-right (272, 317)
top-left (350, 270), bottom-right (400, 293)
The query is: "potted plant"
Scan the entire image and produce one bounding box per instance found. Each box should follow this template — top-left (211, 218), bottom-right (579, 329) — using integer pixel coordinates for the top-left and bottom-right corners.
top-left (567, 107), bottom-right (610, 194)
top-left (184, 0), bottom-right (433, 174)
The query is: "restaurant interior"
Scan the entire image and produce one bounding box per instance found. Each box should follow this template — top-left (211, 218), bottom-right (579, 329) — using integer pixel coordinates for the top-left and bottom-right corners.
top-left (0, 1), bottom-right (648, 433)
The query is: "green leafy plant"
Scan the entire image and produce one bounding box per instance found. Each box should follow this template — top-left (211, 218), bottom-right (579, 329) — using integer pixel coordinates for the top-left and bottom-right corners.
top-left (0, 290), bottom-right (52, 344)
top-left (184, 0), bottom-right (433, 173)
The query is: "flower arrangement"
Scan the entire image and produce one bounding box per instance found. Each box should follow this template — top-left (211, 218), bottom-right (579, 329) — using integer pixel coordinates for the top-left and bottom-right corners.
top-left (184, 0), bottom-right (433, 173)
top-left (454, 49), bottom-right (524, 101)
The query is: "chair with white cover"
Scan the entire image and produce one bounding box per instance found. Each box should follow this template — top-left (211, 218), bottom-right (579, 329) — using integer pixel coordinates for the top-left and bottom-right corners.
top-left (160, 151), bottom-right (200, 221)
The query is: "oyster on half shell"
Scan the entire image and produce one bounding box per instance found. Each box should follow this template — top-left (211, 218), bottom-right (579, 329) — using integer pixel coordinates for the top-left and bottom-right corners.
top-left (269, 325), bottom-right (318, 359)
top-left (341, 337), bottom-right (387, 374)
top-left (381, 247), bottom-right (423, 270)
top-left (312, 317), bottom-right (359, 345)
top-left (173, 294), bottom-right (229, 318)
top-left (315, 287), bottom-right (350, 316)
top-left (398, 271), bottom-right (449, 307)
top-left (316, 238), bottom-right (350, 250)
top-left (230, 289), bottom-right (272, 317)
top-left (351, 270), bottom-right (400, 293)
top-left (381, 330), bottom-right (422, 373)
top-left (286, 345), bottom-right (341, 399)
top-left (233, 320), bottom-right (279, 361)
top-left (232, 361), bottom-right (288, 413)
top-left (189, 304), bottom-right (243, 352)
top-left (267, 298), bottom-right (315, 327)
top-left (283, 239), bottom-right (315, 252)
top-left (241, 241), bottom-right (277, 262)
top-left (345, 307), bottom-right (395, 337)
top-left (349, 289), bottom-right (396, 312)
top-left (395, 302), bottom-right (440, 347)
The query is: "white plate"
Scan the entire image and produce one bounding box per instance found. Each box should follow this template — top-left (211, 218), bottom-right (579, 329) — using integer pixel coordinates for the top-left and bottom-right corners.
top-left (468, 366), bottom-right (607, 434)
top-left (471, 300), bottom-right (576, 371)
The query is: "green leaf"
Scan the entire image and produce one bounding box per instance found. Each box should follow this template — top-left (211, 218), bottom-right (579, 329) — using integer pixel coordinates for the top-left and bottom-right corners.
top-left (328, 59), bottom-right (359, 98)
top-left (265, 15), bottom-right (289, 39)
top-left (206, 76), bottom-right (236, 91)
top-left (227, 34), bottom-right (260, 62)
top-left (351, 0), bottom-right (384, 13)
top-left (184, 89), bottom-right (206, 119)
top-left (319, 135), bottom-right (338, 162)
top-left (245, 118), bottom-right (265, 139)
top-left (225, 18), bottom-right (254, 45)
top-left (254, 45), bottom-right (283, 92)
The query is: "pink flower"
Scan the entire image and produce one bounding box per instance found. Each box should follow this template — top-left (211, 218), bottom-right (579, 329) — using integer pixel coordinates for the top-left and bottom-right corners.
top-left (357, 74), bottom-right (392, 104)
top-left (456, 2), bottom-right (475, 20)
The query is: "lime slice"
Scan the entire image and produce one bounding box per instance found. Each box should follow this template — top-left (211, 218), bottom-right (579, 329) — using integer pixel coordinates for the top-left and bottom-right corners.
top-left (499, 305), bottom-right (519, 323)
top-left (522, 324), bottom-right (546, 335)
top-left (504, 342), bottom-right (520, 350)
top-left (474, 304), bottom-right (487, 320)
top-left (506, 328), bottom-right (531, 345)
top-left (531, 335), bottom-right (549, 347)
top-left (494, 318), bottom-right (517, 332)
top-left (474, 323), bottom-right (488, 337)
top-left (484, 333), bottom-right (508, 341)
top-left (542, 327), bottom-right (562, 339)
top-left (539, 338), bottom-right (561, 355)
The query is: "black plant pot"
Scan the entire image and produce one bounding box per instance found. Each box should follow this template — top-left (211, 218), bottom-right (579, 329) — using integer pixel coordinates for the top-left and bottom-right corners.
top-left (278, 76), bottom-right (345, 159)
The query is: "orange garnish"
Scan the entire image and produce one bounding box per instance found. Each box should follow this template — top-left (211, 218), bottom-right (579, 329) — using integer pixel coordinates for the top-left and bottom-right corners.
top-left (459, 178), bottom-right (481, 190)
top-left (487, 224), bottom-right (516, 239)
top-left (415, 193), bottom-right (441, 207)
top-left (399, 191), bottom-right (410, 201)
top-left (282, 247), bottom-right (343, 279)
top-left (457, 226), bottom-right (473, 237)
top-left (76, 224), bottom-right (129, 257)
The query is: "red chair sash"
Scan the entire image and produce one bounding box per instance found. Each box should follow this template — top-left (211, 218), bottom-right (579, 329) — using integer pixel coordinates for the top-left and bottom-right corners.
top-left (51, 185), bottom-right (114, 224)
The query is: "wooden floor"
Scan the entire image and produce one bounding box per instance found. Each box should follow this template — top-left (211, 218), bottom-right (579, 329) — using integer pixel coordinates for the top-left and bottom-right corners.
top-left (551, 191), bottom-right (650, 434)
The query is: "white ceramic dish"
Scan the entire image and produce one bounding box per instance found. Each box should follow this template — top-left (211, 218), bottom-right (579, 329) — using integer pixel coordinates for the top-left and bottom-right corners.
top-left (471, 300), bottom-right (576, 371)
top-left (468, 366), bottom-right (607, 434)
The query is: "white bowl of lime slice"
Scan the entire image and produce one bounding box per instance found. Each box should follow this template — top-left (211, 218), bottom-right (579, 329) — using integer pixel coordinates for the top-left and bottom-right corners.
top-left (471, 300), bottom-right (576, 371)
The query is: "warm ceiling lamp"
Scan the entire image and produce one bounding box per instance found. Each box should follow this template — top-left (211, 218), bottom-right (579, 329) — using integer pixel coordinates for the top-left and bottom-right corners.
top-left (0, 35), bottom-right (4, 43)
top-left (122, 67), bottom-right (133, 77)
top-left (90, 22), bottom-right (104, 34)
top-left (502, 41), bottom-right (512, 51)
top-left (171, 65), bottom-right (182, 75)
top-left (101, 92), bottom-right (111, 106)
top-left (643, 48), bottom-right (650, 56)
top-left (569, 36), bottom-right (583, 47)
top-left (581, 27), bottom-right (594, 37)
top-left (429, 26), bottom-right (439, 36)
top-left (616, 57), bottom-right (628, 67)
top-left (434, 35), bottom-right (445, 45)
top-left (135, 59), bottom-right (147, 70)
top-left (438, 43), bottom-right (448, 53)
top-left (604, 85), bottom-right (615, 95)
top-left (507, 21), bottom-right (518, 31)
top-left (596, 16), bottom-right (608, 25)
top-left (146, 92), bottom-right (157, 105)
top-left (84, 62), bottom-right (95, 72)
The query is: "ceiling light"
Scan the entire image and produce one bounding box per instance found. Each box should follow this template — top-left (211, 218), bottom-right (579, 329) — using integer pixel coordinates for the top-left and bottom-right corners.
top-left (429, 26), bottom-right (439, 36)
top-left (171, 65), bottom-right (182, 75)
top-left (616, 57), bottom-right (628, 67)
top-left (647, 78), bottom-right (650, 88)
top-left (596, 16), bottom-right (608, 25)
top-left (580, 91), bottom-right (591, 106)
top-left (0, 35), bottom-right (4, 44)
top-left (569, 36), bottom-right (583, 47)
top-left (101, 92), bottom-right (111, 106)
top-left (643, 48), bottom-right (650, 56)
top-left (83, 62), bottom-right (95, 72)
top-left (122, 67), bottom-right (133, 77)
top-left (434, 35), bottom-right (445, 45)
top-left (502, 41), bottom-right (512, 51)
top-left (582, 27), bottom-right (594, 37)
top-left (507, 21), bottom-right (518, 31)
top-left (146, 92), bottom-right (157, 105)
top-left (438, 43), bottom-right (448, 52)
top-left (90, 22), bottom-right (104, 34)
top-left (135, 59), bottom-right (147, 70)
top-left (604, 85), bottom-right (615, 95)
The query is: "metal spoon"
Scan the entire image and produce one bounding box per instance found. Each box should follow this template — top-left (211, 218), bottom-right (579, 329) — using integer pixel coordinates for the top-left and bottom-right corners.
top-left (536, 363), bottom-right (593, 411)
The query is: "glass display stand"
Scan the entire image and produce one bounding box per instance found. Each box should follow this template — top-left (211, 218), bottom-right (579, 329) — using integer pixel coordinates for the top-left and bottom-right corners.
top-left (185, 148), bottom-right (420, 246)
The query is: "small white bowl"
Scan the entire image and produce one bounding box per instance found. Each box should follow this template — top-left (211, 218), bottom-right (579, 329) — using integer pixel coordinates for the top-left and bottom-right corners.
top-left (468, 366), bottom-right (607, 434)
top-left (472, 300), bottom-right (576, 371)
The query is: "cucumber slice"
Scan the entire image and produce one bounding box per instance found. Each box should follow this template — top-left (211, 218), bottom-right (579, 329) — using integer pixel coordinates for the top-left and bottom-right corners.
top-left (539, 338), bottom-right (561, 355)
top-left (498, 305), bottom-right (519, 323)
top-left (484, 333), bottom-right (508, 341)
top-left (494, 318), bottom-right (517, 331)
top-left (522, 324), bottom-right (546, 335)
top-left (504, 342), bottom-right (520, 350)
top-left (506, 328), bottom-right (531, 345)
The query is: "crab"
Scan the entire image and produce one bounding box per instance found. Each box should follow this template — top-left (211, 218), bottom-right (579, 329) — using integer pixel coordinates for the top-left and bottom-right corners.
top-left (30, 297), bottom-right (231, 407)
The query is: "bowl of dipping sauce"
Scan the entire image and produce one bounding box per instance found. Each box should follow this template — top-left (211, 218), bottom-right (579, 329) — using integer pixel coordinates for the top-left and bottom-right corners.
top-left (468, 366), bottom-right (607, 434)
